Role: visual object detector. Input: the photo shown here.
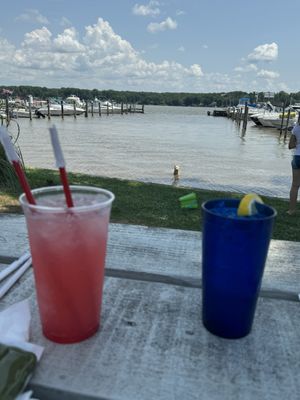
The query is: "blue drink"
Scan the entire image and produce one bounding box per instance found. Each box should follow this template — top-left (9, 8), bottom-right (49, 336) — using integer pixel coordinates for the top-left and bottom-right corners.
top-left (201, 199), bottom-right (276, 338)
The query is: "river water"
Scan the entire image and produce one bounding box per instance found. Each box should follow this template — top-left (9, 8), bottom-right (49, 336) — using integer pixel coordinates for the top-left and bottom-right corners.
top-left (15, 105), bottom-right (292, 198)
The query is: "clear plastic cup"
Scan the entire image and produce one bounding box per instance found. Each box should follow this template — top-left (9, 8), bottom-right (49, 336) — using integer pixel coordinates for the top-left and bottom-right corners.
top-left (20, 186), bottom-right (114, 344)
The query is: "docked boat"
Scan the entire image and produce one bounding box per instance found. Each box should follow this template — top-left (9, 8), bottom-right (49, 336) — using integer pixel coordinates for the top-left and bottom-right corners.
top-left (234, 97), bottom-right (261, 119)
top-left (11, 108), bottom-right (33, 118)
top-left (256, 112), bottom-right (281, 127)
top-left (65, 95), bottom-right (85, 108)
top-left (89, 100), bottom-right (122, 114)
top-left (37, 103), bottom-right (85, 116)
top-left (252, 109), bottom-right (298, 129)
top-left (250, 103), bottom-right (279, 126)
top-left (268, 111), bottom-right (298, 129)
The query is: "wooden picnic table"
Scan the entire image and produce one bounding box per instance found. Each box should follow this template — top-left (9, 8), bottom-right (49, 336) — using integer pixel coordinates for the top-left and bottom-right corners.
top-left (0, 215), bottom-right (299, 400)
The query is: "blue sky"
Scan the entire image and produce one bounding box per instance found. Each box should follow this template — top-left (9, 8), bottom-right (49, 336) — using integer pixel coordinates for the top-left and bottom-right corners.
top-left (1, 0), bottom-right (300, 93)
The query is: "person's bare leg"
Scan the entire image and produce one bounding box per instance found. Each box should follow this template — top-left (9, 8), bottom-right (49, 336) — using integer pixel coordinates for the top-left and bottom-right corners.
top-left (288, 169), bottom-right (300, 214)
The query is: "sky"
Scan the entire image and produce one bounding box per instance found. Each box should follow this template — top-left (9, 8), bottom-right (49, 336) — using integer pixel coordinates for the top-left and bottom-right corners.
top-left (1, 0), bottom-right (300, 93)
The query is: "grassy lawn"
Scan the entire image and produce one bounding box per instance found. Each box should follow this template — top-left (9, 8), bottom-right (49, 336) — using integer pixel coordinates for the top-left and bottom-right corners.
top-left (0, 167), bottom-right (298, 242)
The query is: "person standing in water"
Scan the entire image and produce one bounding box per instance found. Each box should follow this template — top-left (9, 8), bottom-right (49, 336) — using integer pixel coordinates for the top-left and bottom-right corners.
top-left (288, 116), bottom-right (300, 214)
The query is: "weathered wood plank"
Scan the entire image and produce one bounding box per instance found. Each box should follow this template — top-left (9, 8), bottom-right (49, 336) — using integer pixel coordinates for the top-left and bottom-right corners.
top-left (13, 278), bottom-right (300, 400)
top-left (0, 214), bottom-right (299, 400)
top-left (0, 215), bottom-right (299, 294)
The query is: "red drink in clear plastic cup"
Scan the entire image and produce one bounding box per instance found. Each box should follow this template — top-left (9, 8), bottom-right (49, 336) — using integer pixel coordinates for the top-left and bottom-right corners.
top-left (20, 186), bottom-right (114, 344)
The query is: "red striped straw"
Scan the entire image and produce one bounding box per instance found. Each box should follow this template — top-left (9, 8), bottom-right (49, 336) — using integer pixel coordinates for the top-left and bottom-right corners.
top-left (49, 125), bottom-right (74, 208)
top-left (0, 126), bottom-right (36, 205)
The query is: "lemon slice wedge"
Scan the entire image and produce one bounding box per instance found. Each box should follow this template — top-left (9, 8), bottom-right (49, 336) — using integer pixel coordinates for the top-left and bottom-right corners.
top-left (237, 193), bottom-right (264, 216)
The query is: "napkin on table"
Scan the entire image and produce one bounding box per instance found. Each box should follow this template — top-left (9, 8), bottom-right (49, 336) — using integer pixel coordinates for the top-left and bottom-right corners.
top-left (0, 299), bottom-right (44, 400)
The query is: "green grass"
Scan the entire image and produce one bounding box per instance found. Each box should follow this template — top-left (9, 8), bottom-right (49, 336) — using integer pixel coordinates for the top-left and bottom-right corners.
top-left (0, 167), bottom-right (298, 242)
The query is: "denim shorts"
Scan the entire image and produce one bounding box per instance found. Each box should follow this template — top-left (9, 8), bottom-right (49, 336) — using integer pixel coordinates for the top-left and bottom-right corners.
top-left (292, 155), bottom-right (300, 169)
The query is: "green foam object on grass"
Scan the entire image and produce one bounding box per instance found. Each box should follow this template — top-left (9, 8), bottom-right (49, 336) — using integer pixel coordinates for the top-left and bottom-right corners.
top-left (179, 192), bottom-right (198, 209)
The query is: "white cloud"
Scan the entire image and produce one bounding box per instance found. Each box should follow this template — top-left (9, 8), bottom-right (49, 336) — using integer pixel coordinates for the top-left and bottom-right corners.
top-left (234, 64), bottom-right (258, 72)
top-left (132, 1), bottom-right (160, 16)
top-left (0, 38), bottom-right (15, 53)
top-left (15, 9), bottom-right (49, 25)
top-left (178, 46), bottom-right (185, 52)
top-left (22, 27), bottom-right (52, 49)
top-left (190, 64), bottom-right (203, 77)
top-left (6, 18), bottom-right (288, 92)
top-left (53, 28), bottom-right (85, 53)
top-left (176, 10), bottom-right (185, 16)
top-left (202, 44), bottom-right (208, 49)
top-left (0, 18), bottom-right (206, 91)
top-left (147, 17), bottom-right (177, 33)
top-left (257, 69), bottom-right (280, 79)
top-left (83, 18), bottom-right (138, 61)
top-left (1, 18), bottom-right (290, 92)
top-left (247, 42), bottom-right (278, 62)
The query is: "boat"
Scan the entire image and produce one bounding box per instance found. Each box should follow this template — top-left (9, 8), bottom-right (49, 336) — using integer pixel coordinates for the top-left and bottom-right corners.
top-left (250, 103), bottom-right (279, 126)
top-left (290, 103), bottom-right (300, 114)
top-left (88, 100), bottom-right (122, 114)
top-left (11, 108), bottom-right (35, 118)
top-left (268, 111), bottom-right (298, 129)
top-left (37, 102), bottom-right (85, 116)
top-left (65, 95), bottom-right (85, 108)
top-left (255, 108), bottom-right (297, 128)
top-left (235, 97), bottom-right (261, 119)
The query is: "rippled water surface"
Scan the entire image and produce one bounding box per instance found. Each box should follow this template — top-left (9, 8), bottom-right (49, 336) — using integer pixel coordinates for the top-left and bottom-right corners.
top-left (16, 105), bottom-right (292, 198)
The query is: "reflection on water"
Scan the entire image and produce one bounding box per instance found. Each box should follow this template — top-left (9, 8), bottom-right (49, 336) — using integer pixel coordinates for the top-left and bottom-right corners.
top-left (17, 105), bottom-right (292, 198)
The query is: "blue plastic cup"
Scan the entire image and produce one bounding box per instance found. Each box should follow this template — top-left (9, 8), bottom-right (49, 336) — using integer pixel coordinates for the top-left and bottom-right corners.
top-left (201, 199), bottom-right (276, 339)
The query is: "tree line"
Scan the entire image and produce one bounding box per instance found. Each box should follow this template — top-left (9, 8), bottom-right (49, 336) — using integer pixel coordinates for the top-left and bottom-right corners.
top-left (1, 86), bottom-right (300, 107)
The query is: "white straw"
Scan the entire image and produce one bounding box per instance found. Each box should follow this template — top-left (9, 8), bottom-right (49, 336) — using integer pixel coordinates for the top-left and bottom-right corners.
top-left (49, 125), bottom-right (65, 168)
top-left (0, 257), bottom-right (32, 299)
top-left (0, 251), bottom-right (31, 282)
top-left (0, 126), bottom-right (19, 163)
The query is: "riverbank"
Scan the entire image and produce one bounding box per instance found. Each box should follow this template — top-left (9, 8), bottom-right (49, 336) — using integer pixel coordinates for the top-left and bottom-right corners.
top-left (0, 168), bottom-right (298, 242)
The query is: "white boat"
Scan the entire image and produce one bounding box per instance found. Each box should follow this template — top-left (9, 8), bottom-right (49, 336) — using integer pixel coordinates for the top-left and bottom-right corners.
top-left (257, 110), bottom-right (298, 129)
top-left (250, 103), bottom-right (280, 126)
top-left (290, 103), bottom-right (300, 111)
top-left (257, 112), bottom-right (280, 127)
top-left (11, 108), bottom-right (34, 118)
top-left (89, 100), bottom-right (122, 114)
top-left (269, 111), bottom-right (298, 129)
top-left (65, 95), bottom-right (85, 108)
top-left (234, 97), bottom-right (263, 119)
top-left (37, 103), bottom-right (85, 116)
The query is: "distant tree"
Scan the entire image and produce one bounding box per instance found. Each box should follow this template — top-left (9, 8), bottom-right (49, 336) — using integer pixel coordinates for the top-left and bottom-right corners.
top-left (1, 85), bottom-right (298, 107)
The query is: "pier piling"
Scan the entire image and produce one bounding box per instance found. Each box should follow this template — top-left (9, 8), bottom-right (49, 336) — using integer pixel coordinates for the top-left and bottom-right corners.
top-left (284, 109), bottom-right (291, 139)
top-left (242, 103), bottom-right (248, 130)
top-left (61, 101), bottom-right (64, 119)
top-left (47, 99), bottom-right (51, 119)
top-left (279, 104), bottom-right (285, 136)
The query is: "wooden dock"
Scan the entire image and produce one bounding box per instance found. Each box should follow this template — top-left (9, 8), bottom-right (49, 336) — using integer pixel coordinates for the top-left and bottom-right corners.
top-left (0, 98), bottom-right (145, 121)
top-left (212, 109), bottom-right (228, 117)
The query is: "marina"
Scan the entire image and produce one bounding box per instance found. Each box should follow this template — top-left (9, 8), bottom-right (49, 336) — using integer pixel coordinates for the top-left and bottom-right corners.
top-left (216, 98), bottom-right (300, 132)
top-left (10, 105), bottom-right (293, 199)
top-left (0, 95), bottom-right (145, 120)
